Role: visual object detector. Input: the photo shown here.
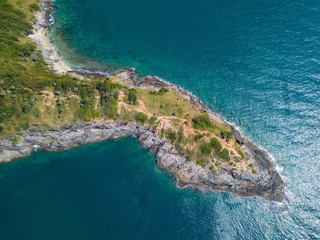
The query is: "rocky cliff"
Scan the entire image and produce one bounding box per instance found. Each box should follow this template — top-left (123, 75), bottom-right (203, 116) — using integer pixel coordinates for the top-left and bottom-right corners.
top-left (0, 119), bottom-right (284, 202)
top-left (0, 0), bottom-right (285, 202)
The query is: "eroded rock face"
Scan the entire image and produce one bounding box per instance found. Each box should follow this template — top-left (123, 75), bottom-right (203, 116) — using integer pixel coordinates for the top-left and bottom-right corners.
top-left (0, 72), bottom-right (285, 203)
top-left (4, 0), bottom-right (284, 201)
top-left (0, 121), bottom-right (284, 202)
top-left (112, 70), bottom-right (285, 201)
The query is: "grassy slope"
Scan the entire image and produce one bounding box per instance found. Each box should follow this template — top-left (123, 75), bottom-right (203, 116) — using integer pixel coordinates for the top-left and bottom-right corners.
top-left (0, 0), bottom-right (255, 174)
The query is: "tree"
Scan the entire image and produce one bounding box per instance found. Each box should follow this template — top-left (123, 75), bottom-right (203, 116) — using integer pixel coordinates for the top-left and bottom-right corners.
top-left (128, 89), bottom-right (137, 104)
top-left (135, 112), bottom-right (148, 124)
top-left (192, 113), bottom-right (213, 129)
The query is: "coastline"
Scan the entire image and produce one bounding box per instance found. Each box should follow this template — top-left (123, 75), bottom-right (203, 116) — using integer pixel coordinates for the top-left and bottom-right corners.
top-left (0, 0), bottom-right (285, 201)
top-left (29, 0), bottom-right (112, 79)
top-left (29, 0), bottom-right (71, 74)
top-left (0, 121), bottom-right (284, 202)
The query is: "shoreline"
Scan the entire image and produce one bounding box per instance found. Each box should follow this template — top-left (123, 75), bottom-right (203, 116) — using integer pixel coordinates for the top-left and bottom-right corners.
top-left (29, 0), bottom-right (112, 78)
top-left (0, 0), bottom-right (285, 201)
top-left (29, 0), bottom-right (71, 74)
top-left (0, 121), bottom-right (285, 202)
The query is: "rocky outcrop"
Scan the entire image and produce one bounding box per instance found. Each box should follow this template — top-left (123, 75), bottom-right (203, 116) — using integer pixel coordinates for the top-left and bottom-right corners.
top-left (114, 69), bottom-right (227, 125)
top-left (113, 69), bottom-right (285, 201)
top-left (19, 0), bottom-right (285, 202)
top-left (0, 121), bottom-right (284, 202)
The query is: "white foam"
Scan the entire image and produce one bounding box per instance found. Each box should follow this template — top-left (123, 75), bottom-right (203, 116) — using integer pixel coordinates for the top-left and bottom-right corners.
top-left (33, 145), bottom-right (40, 152)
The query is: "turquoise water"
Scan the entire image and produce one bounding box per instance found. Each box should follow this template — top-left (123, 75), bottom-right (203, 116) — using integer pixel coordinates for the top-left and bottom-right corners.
top-left (2, 0), bottom-right (320, 238)
top-left (0, 138), bottom-right (274, 239)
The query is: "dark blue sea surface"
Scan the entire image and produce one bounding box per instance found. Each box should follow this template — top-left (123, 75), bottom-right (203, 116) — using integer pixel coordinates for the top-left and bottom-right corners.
top-left (2, 0), bottom-right (320, 238)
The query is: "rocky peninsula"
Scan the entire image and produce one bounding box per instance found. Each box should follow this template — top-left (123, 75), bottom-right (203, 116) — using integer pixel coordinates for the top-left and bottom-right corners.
top-left (0, 0), bottom-right (285, 202)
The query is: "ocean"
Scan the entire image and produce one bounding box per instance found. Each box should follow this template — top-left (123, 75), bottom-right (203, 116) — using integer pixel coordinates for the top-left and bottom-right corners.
top-left (1, 0), bottom-right (320, 238)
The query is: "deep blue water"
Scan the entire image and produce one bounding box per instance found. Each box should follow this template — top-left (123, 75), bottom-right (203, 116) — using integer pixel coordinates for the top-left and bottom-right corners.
top-left (2, 0), bottom-right (320, 238)
top-left (0, 138), bottom-right (278, 239)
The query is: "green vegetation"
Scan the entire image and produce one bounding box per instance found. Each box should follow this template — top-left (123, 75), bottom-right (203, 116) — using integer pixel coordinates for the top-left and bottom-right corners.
top-left (0, 0), bottom-right (124, 135)
top-left (218, 148), bottom-right (231, 161)
top-left (235, 141), bottom-right (246, 160)
top-left (12, 135), bottom-right (22, 145)
top-left (237, 149), bottom-right (246, 160)
top-left (128, 89), bottom-right (137, 104)
top-left (149, 87), bottom-right (169, 95)
top-left (192, 113), bottom-right (233, 139)
top-left (194, 134), bottom-right (203, 142)
top-left (29, 3), bottom-right (40, 12)
top-left (165, 129), bottom-right (177, 143)
top-left (0, 0), bottom-right (254, 175)
top-left (210, 137), bottom-right (222, 152)
top-left (177, 127), bottom-right (184, 143)
top-left (199, 143), bottom-right (212, 155)
top-left (138, 88), bottom-right (195, 118)
top-left (135, 112), bottom-right (148, 124)
top-left (149, 116), bottom-right (157, 124)
top-left (192, 113), bottom-right (213, 129)
top-left (197, 159), bottom-right (206, 168)
top-left (220, 129), bottom-right (233, 139)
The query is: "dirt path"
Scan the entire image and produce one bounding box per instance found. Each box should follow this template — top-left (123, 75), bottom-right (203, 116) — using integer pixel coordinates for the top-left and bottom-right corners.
top-left (117, 91), bottom-right (205, 137)
top-left (94, 95), bottom-right (100, 110)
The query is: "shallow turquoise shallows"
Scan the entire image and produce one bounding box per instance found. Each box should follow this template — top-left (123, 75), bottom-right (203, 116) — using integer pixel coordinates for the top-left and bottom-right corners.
top-left (2, 0), bottom-right (320, 238)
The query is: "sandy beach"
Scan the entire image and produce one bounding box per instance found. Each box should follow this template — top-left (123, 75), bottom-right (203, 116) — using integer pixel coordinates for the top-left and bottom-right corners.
top-left (29, 3), bottom-right (71, 74)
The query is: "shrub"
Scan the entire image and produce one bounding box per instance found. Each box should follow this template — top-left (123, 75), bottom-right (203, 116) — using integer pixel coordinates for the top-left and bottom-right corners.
top-left (128, 89), bottom-right (137, 104)
top-left (199, 143), bottom-right (212, 155)
top-left (19, 122), bottom-right (29, 130)
top-left (186, 155), bottom-right (192, 161)
top-left (220, 129), bottom-right (233, 139)
top-left (149, 87), bottom-right (169, 95)
top-left (218, 148), bottom-right (231, 161)
top-left (197, 159), bottom-right (206, 168)
top-left (192, 113), bottom-right (213, 129)
top-left (210, 137), bottom-right (222, 152)
top-left (237, 149), bottom-right (246, 160)
top-left (159, 87), bottom-right (169, 93)
top-left (29, 3), bottom-right (40, 12)
top-left (149, 116), bottom-right (157, 124)
top-left (177, 127), bottom-right (184, 143)
top-left (165, 129), bottom-right (177, 143)
top-left (135, 112), bottom-right (148, 124)
top-left (194, 134), bottom-right (203, 142)
top-left (12, 135), bottom-right (22, 145)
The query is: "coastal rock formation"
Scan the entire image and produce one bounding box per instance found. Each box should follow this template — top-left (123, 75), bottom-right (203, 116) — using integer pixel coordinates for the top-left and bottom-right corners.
top-left (6, 0), bottom-right (285, 202)
top-left (112, 69), bottom-right (285, 201)
top-left (0, 121), bottom-right (284, 202)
